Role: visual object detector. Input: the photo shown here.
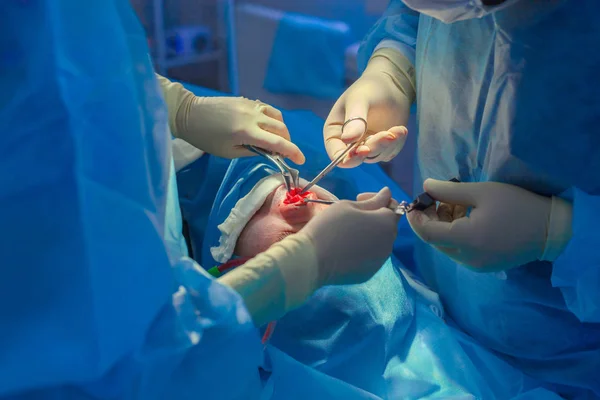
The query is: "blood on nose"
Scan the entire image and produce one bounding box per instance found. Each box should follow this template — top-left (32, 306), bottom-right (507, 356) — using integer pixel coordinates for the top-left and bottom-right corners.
top-left (282, 188), bottom-right (314, 206)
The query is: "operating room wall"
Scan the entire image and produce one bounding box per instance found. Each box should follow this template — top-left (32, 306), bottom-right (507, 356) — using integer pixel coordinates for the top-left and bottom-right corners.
top-left (237, 0), bottom-right (383, 42)
top-left (232, 0), bottom-right (385, 117)
top-left (131, 0), bottom-right (388, 93)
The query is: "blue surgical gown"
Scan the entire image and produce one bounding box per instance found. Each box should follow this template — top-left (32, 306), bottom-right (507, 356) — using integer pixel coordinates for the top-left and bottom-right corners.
top-left (0, 0), bottom-right (264, 398)
top-left (359, 0), bottom-right (600, 397)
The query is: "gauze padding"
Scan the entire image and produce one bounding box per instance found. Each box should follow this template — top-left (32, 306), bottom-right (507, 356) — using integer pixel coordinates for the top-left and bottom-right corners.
top-left (211, 175), bottom-right (284, 263)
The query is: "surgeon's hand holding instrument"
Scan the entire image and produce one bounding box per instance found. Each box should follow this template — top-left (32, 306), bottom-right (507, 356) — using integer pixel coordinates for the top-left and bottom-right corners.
top-left (244, 145), bottom-right (300, 193)
top-left (300, 187), bottom-right (399, 287)
top-left (323, 48), bottom-right (415, 168)
top-left (301, 117), bottom-right (370, 194)
top-left (406, 179), bottom-right (574, 272)
top-left (157, 75), bottom-right (305, 164)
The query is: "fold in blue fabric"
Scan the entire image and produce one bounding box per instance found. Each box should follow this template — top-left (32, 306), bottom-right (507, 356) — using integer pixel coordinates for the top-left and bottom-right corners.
top-left (264, 11), bottom-right (352, 100)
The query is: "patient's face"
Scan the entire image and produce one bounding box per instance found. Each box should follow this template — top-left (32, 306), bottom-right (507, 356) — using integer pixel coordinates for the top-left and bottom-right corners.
top-left (235, 185), bottom-right (332, 257)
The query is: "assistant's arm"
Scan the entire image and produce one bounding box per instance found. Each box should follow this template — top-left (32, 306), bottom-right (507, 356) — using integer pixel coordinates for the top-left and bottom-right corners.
top-left (218, 234), bottom-right (318, 327)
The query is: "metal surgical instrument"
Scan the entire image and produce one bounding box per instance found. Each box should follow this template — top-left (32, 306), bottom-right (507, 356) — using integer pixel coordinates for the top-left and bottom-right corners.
top-left (300, 117), bottom-right (369, 194)
top-left (395, 177), bottom-right (461, 214)
top-left (303, 198), bottom-right (408, 215)
top-left (244, 145), bottom-right (300, 193)
top-left (303, 178), bottom-right (461, 215)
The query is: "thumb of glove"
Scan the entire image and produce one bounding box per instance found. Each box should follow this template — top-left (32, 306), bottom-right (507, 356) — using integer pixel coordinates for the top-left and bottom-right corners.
top-left (423, 179), bottom-right (478, 207)
top-left (354, 187), bottom-right (392, 211)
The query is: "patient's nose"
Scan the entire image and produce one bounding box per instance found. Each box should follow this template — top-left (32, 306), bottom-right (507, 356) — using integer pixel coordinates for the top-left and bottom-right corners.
top-left (279, 191), bottom-right (318, 223)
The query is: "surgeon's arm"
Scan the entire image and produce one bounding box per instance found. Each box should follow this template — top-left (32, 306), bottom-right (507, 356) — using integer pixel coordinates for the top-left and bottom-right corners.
top-left (358, 0), bottom-right (420, 97)
top-left (551, 189), bottom-right (600, 323)
top-left (156, 74), bottom-right (193, 139)
top-left (218, 234), bottom-right (318, 327)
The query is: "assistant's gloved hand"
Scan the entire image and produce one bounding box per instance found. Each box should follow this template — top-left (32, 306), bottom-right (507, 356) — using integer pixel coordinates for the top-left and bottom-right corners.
top-left (407, 179), bottom-right (574, 272)
top-left (157, 75), bottom-right (305, 164)
top-left (219, 188), bottom-right (399, 326)
top-left (300, 187), bottom-right (400, 286)
top-left (323, 48), bottom-right (415, 167)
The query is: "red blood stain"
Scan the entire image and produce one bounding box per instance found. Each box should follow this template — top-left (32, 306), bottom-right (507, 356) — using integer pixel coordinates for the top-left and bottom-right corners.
top-left (282, 188), bottom-right (313, 205)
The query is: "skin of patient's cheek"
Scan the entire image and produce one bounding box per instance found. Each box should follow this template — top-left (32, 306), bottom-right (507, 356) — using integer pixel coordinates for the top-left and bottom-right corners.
top-left (234, 200), bottom-right (280, 257)
top-left (236, 216), bottom-right (281, 256)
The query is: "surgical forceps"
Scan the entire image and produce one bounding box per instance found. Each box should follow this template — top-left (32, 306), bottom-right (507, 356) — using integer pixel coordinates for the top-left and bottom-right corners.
top-left (244, 145), bottom-right (300, 193)
top-left (303, 178), bottom-right (461, 216)
top-left (300, 117), bottom-right (369, 194)
top-left (303, 198), bottom-right (409, 215)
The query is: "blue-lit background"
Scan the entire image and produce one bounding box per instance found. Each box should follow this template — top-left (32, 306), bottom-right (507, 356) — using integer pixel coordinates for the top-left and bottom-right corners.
top-left (130, 0), bottom-right (386, 116)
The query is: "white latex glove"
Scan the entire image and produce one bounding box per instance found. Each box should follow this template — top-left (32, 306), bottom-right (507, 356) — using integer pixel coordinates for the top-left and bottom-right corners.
top-left (158, 75), bottom-right (305, 164)
top-left (180, 96), bottom-right (305, 164)
top-left (219, 188), bottom-right (399, 326)
top-left (407, 179), bottom-right (574, 272)
top-left (300, 187), bottom-right (400, 286)
top-left (323, 50), bottom-right (414, 168)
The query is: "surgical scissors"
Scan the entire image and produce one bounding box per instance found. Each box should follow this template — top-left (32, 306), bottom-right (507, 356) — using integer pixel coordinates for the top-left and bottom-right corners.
top-left (300, 117), bottom-right (369, 194)
top-left (244, 145), bottom-right (300, 193)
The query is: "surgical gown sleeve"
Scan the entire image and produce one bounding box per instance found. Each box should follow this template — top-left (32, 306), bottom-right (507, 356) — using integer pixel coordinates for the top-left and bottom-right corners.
top-left (220, 234), bottom-right (319, 327)
top-left (156, 74), bottom-right (194, 140)
top-left (357, 0), bottom-right (420, 71)
top-left (552, 189), bottom-right (600, 322)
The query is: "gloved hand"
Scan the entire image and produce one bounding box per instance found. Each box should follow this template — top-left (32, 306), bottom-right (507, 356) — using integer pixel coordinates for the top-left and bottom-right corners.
top-left (219, 188), bottom-right (399, 325)
top-left (406, 179), bottom-right (574, 272)
top-left (158, 75), bottom-right (305, 164)
top-left (323, 49), bottom-right (415, 168)
top-left (300, 187), bottom-right (400, 286)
